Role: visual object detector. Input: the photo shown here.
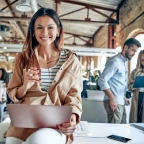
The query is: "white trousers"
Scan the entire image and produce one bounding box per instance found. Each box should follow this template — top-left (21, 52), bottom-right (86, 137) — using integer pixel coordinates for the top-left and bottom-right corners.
top-left (6, 128), bottom-right (66, 144)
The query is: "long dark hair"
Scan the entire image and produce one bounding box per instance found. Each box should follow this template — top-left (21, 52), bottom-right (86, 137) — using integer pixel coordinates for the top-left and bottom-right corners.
top-left (20, 7), bottom-right (64, 69)
top-left (0, 68), bottom-right (7, 82)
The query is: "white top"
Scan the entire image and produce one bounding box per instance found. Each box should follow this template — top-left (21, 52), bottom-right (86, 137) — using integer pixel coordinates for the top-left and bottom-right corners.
top-left (41, 50), bottom-right (68, 91)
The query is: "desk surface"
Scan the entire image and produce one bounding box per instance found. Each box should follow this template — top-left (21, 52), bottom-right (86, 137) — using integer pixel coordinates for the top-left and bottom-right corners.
top-left (1, 119), bottom-right (144, 144)
top-left (74, 123), bottom-right (144, 144)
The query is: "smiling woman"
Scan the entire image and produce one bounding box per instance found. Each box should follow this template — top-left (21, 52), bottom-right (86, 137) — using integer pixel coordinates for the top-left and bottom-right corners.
top-left (5, 7), bottom-right (83, 144)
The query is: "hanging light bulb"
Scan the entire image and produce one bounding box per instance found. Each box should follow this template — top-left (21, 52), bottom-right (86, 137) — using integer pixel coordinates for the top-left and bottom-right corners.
top-left (16, 0), bottom-right (33, 12)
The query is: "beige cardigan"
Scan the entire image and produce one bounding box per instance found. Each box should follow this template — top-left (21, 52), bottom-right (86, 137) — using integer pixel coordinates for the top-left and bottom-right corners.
top-left (5, 49), bottom-right (83, 144)
top-left (128, 68), bottom-right (144, 123)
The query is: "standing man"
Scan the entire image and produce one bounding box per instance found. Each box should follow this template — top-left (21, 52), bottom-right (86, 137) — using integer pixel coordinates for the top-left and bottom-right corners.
top-left (98, 38), bottom-right (141, 123)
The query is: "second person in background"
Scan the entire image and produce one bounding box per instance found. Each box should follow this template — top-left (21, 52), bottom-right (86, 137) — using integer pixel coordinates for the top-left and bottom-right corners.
top-left (98, 38), bottom-right (141, 124)
top-left (128, 50), bottom-right (144, 123)
top-left (5, 7), bottom-right (82, 144)
top-left (0, 68), bottom-right (8, 122)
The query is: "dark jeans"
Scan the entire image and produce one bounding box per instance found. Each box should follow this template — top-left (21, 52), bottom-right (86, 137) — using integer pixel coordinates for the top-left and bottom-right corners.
top-left (137, 92), bottom-right (144, 122)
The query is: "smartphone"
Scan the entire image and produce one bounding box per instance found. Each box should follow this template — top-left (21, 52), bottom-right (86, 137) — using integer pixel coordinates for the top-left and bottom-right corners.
top-left (107, 135), bottom-right (131, 143)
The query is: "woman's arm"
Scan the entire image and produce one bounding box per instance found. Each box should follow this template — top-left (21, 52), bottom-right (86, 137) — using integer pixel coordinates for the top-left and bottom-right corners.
top-left (7, 54), bottom-right (40, 102)
top-left (16, 67), bottom-right (40, 100)
top-left (58, 68), bottom-right (83, 135)
top-left (7, 54), bottom-right (24, 103)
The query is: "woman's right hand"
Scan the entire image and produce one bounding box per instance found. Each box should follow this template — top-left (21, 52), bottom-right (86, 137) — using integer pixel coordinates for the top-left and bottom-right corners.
top-left (23, 67), bottom-right (40, 90)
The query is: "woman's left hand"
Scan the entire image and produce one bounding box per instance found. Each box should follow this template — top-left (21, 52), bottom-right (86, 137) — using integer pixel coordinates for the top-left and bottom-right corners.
top-left (57, 114), bottom-right (77, 135)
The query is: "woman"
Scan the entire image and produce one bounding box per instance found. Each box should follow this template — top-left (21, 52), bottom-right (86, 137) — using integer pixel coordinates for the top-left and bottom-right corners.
top-left (5, 8), bottom-right (82, 144)
top-left (0, 68), bottom-right (7, 122)
top-left (128, 50), bottom-right (144, 123)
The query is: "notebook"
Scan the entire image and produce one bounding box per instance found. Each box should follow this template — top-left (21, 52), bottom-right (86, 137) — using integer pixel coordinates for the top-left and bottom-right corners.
top-left (133, 76), bottom-right (144, 88)
top-left (7, 104), bottom-right (72, 128)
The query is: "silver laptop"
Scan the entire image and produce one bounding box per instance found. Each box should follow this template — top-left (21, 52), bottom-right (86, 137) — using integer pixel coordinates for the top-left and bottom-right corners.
top-left (7, 104), bottom-right (72, 128)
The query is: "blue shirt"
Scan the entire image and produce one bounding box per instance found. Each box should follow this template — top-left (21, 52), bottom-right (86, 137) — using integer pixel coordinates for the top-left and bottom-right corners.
top-left (98, 53), bottom-right (128, 105)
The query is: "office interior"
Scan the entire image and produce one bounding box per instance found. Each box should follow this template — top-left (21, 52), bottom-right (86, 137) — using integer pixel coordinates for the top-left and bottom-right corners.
top-left (0, 0), bottom-right (144, 143)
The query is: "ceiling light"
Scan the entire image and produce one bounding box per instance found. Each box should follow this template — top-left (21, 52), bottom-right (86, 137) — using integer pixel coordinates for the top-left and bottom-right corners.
top-left (3, 47), bottom-right (7, 49)
top-left (16, 0), bottom-right (33, 12)
top-left (0, 36), bottom-right (2, 39)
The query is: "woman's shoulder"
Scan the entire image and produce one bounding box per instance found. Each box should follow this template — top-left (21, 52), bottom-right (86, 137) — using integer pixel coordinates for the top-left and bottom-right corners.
top-left (132, 68), bottom-right (138, 73)
top-left (131, 68), bottom-right (139, 75)
top-left (61, 49), bottom-right (79, 59)
top-left (61, 49), bottom-right (81, 68)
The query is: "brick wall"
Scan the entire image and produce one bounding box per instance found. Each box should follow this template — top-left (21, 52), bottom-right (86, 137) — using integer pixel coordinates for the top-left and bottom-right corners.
top-left (94, 0), bottom-right (144, 48)
top-left (94, 26), bottom-right (108, 48)
top-left (116, 0), bottom-right (144, 47)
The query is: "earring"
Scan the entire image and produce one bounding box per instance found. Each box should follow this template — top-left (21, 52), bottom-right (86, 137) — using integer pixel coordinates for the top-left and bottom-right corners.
top-left (33, 34), bottom-right (35, 37)
top-left (56, 34), bottom-right (59, 37)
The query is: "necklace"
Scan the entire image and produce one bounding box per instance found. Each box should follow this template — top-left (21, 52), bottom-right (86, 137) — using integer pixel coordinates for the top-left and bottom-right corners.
top-left (47, 59), bottom-right (59, 64)
top-left (47, 57), bottom-right (60, 78)
top-left (46, 53), bottom-right (60, 64)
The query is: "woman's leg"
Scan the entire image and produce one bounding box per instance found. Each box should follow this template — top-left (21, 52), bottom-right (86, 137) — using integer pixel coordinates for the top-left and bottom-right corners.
top-left (22, 128), bottom-right (66, 144)
top-left (6, 137), bottom-right (24, 144)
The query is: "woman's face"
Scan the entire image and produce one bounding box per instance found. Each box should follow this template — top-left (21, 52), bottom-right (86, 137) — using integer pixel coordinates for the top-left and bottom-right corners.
top-left (0, 70), bottom-right (2, 79)
top-left (34, 15), bottom-right (59, 46)
top-left (140, 54), bottom-right (144, 67)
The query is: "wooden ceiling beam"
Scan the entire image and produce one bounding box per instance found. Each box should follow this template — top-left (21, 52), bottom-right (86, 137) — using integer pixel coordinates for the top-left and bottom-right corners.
top-left (90, 8), bottom-right (119, 24)
top-left (0, 40), bottom-right (24, 43)
top-left (65, 32), bottom-right (91, 38)
top-left (60, 0), bottom-right (118, 12)
top-left (64, 43), bottom-right (88, 46)
top-left (4, 0), bottom-right (26, 40)
top-left (117, 0), bottom-right (129, 10)
top-left (75, 35), bottom-right (90, 44)
top-left (62, 19), bottom-right (117, 24)
top-left (55, 0), bottom-right (60, 14)
top-left (0, 17), bottom-right (116, 24)
top-left (0, 0), bottom-right (19, 11)
top-left (0, 16), bottom-right (31, 21)
top-left (59, 7), bottom-right (85, 18)
top-left (64, 36), bottom-right (73, 40)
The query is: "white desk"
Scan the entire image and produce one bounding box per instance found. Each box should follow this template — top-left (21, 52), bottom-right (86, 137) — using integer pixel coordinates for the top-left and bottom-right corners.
top-left (1, 119), bottom-right (144, 144)
top-left (74, 123), bottom-right (144, 144)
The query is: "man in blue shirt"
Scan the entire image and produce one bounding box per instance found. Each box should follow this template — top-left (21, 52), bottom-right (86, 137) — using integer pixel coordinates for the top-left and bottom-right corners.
top-left (98, 38), bottom-right (141, 123)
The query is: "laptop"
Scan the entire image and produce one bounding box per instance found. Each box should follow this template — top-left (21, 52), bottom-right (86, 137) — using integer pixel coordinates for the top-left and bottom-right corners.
top-left (131, 123), bottom-right (144, 131)
top-left (7, 104), bottom-right (72, 128)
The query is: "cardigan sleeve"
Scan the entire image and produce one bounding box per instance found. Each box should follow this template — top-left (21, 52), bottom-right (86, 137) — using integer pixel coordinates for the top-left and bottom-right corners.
top-left (128, 69), bottom-right (136, 92)
top-left (64, 57), bottom-right (83, 123)
top-left (7, 53), bottom-right (24, 103)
